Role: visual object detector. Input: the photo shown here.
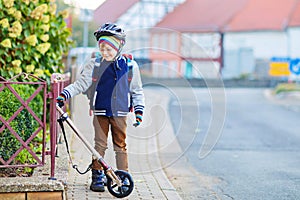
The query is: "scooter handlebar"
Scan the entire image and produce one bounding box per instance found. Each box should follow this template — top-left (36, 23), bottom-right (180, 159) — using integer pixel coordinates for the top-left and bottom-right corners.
top-left (56, 103), bottom-right (65, 115)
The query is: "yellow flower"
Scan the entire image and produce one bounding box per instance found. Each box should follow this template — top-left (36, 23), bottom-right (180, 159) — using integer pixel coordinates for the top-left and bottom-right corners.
top-left (48, 4), bottom-right (57, 15)
top-left (36, 43), bottom-right (51, 54)
top-left (30, 4), bottom-right (48, 20)
top-left (3, 0), bottom-right (14, 8)
top-left (7, 8), bottom-right (22, 21)
top-left (21, 0), bottom-right (30, 5)
top-left (25, 65), bottom-right (35, 73)
top-left (14, 11), bottom-right (22, 20)
top-left (9, 33), bottom-right (18, 38)
top-left (12, 60), bottom-right (21, 68)
top-left (41, 15), bottom-right (49, 23)
top-left (39, 34), bottom-right (49, 42)
top-left (0, 39), bottom-right (12, 48)
top-left (0, 18), bottom-right (9, 28)
top-left (25, 35), bottom-right (38, 46)
top-left (14, 67), bottom-right (22, 74)
top-left (34, 69), bottom-right (44, 77)
top-left (32, 0), bottom-right (38, 4)
top-left (9, 21), bottom-right (22, 37)
top-left (44, 69), bottom-right (51, 76)
top-left (40, 24), bottom-right (50, 32)
top-left (59, 9), bottom-right (69, 19)
top-left (7, 7), bottom-right (16, 15)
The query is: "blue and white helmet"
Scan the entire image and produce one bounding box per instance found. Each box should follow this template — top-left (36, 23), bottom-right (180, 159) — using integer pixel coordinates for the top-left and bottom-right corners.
top-left (94, 22), bottom-right (126, 43)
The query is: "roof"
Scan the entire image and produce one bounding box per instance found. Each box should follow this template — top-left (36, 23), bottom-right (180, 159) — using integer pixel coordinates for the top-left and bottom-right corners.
top-left (289, 0), bottom-right (300, 27)
top-left (154, 0), bottom-right (248, 33)
top-left (93, 0), bottom-right (139, 26)
top-left (154, 0), bottom-right (300, 33)
top-left (224, 0), bottom-right (298, 32)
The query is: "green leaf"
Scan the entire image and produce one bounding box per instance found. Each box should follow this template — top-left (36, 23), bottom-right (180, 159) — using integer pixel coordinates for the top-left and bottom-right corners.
top-left (0, 0), bottom-right (73, 81)
top-left (24, 29), bottom-right (31, 38)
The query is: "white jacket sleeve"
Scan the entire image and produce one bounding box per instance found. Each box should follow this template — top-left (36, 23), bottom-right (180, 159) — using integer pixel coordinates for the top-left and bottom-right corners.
top-left (130, 60), bottom-right (145, 113)
top-left (61, 58), bottom-right (95, 99)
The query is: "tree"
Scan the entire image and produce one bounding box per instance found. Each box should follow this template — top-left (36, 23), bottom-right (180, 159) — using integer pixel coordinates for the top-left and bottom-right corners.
top-left (71, 15), bottom-right (98, 47)
top-left (0, 0), bottom-right (73, 82)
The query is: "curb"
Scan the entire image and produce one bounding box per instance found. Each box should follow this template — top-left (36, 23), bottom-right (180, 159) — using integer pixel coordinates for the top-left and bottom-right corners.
top-left (264, 89), bottom-right (300, 113)
top-left (0, 142), bottom-right (69, 200)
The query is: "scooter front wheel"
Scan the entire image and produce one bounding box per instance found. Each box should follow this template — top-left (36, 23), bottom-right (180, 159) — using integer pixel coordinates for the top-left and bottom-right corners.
top-left (106, 170), bottom-right (134, 198)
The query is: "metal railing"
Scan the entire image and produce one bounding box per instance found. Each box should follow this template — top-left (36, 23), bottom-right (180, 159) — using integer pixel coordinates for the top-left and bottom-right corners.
top-left (47, 73), bottom-right (70, 179)
top-left (0, 73), bottom-right (47, 169)
top-left (0, 72), bottom-right (70, 179)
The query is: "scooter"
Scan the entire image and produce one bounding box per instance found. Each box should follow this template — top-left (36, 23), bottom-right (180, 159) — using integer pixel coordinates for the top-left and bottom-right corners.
top-left (56, 104), bottom-right (134, 198)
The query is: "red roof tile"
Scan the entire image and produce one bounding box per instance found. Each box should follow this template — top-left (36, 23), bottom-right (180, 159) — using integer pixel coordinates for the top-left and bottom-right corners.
top-left (224, 0), bottom-right (297, 31)
top-left (154, 0), bottom-right (248, 32)
top-left (289, 0), bottom-right (300, 27)
top-left (154, 0), bottom-right (300, 33)
top-left (93, 0), bottom-right (139, 26)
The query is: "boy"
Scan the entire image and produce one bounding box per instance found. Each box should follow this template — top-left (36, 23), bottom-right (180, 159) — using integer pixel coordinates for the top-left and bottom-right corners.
top-left (57, 22), bottom-right (145, 192)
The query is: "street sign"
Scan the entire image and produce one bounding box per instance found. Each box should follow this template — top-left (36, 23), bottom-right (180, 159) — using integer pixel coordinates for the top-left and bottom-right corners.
top-left (289, 58), bottom-right (300, 75)
top-left (270, 57), bottom-right (290, 62)
top-left (269, 57), bottom-right (291, 76)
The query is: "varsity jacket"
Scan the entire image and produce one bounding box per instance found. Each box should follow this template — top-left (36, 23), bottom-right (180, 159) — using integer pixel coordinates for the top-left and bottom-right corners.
top-left (61, 55), bottom-right (145, 117)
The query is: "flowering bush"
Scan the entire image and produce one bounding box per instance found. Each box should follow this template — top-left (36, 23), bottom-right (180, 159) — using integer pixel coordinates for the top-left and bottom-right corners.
top-left (0, 0), bottom-right (73, 81)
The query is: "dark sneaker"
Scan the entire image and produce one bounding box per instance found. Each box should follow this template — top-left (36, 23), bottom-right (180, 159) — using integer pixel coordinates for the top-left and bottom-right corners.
top-left (90, 169), bottom-right (105, 192)
top-left (103, 174), bottom-right (107, 186)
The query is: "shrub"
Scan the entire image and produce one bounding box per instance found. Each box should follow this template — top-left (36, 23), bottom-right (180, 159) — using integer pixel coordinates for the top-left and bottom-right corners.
top-left (0, 0), bottom-right (73, 176)
top-left (0, 0), bottom-right (73, 82)
top-left (274, 83), bottom-right (300, 94)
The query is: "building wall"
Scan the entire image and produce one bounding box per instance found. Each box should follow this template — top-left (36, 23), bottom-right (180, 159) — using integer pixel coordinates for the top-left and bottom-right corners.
top-left (287, 27), bottom-right (300, 58)
top-left (222, 48), bottom-right (255, 79)
top-left (223, 29), bottom-right (300, 78)
top-left (116, 0), bottom-right (186, 59)
top-left (149, 32), bottom-right (222, 78)
top-left (224, 31), bottom-right (289, 59)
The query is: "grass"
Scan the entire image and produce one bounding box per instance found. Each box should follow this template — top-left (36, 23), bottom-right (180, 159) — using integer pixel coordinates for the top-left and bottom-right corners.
top-left (273, 83), bottom-right (300, 95)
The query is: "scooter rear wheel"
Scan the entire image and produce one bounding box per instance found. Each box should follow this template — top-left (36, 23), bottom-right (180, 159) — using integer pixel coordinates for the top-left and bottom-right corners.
top-left (106, 170), bottom-right (134, 198)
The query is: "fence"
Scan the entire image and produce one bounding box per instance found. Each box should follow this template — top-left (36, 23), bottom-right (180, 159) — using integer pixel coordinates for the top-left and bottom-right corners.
top-left (0, 73), bottom-right (47, 169)
top-left (47, 73), bottom-right (70, 179)
top-left (0, 73), bottom-right (70, 179)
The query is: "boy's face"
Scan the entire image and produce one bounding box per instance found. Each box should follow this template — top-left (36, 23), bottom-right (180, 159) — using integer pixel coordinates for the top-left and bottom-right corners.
top-left (99, 43), bottom-right (118, 61)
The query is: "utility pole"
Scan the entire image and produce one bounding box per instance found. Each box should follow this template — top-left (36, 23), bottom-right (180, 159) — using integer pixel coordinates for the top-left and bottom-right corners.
top-left (79, 9), bottom-right (93, 47)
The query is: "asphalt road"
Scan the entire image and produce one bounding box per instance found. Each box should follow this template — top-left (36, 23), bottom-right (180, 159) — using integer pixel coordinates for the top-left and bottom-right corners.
top-left (168, 87), bottom-right (300, 200)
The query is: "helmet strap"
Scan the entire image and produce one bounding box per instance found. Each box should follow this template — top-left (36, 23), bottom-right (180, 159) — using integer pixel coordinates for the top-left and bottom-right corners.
top-left (113, 41), bottom-right (125, 61)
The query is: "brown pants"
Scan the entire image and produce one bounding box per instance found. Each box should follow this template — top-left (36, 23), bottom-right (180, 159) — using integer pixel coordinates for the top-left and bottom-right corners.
top-left (92, 115), bottom-right (128, 171)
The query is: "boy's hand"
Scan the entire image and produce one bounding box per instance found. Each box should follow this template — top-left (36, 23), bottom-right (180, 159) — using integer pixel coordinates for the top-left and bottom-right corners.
top-left (56, 95), bottom-right (65, 107)
top-left (133, 113), bottom-right (143, 127)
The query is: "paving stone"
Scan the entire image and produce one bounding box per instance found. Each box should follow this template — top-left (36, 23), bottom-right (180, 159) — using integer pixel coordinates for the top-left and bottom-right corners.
top-left (27, 191), bottom-right (63, 200)
top-left (0, 193), bottom-right (25, 200)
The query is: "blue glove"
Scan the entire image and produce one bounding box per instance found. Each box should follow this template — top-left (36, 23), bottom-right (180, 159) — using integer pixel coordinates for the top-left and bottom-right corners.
top-left (56, 95), bottom-right (65, 107)
top-left (133, 112), bottom-right (143, 127)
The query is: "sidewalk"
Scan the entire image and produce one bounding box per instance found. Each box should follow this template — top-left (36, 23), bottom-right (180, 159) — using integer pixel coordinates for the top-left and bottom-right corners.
top-left (64, 92), bottom-right (182, 200)
top-left (0, 87), bottom-right (214, 200)
top-left (63, 88), bottom-right (300, 200)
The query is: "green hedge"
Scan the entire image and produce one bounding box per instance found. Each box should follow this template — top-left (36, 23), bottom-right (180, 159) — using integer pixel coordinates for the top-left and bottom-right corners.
top-left (274, 83), bottom-right (300, 94)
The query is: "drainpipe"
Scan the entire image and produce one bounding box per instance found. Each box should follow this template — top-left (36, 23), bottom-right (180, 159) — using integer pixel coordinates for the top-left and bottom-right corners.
top-left (219, 32), bottom-right (224, 75)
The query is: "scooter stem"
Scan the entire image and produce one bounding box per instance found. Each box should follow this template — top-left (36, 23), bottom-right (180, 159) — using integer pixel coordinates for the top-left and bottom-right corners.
top-left (56, 105), bottom-right (104, 162)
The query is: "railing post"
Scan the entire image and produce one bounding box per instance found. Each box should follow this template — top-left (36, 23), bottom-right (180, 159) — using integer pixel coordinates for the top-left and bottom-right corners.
top-left (49, 73), bottom-right (70, 180)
